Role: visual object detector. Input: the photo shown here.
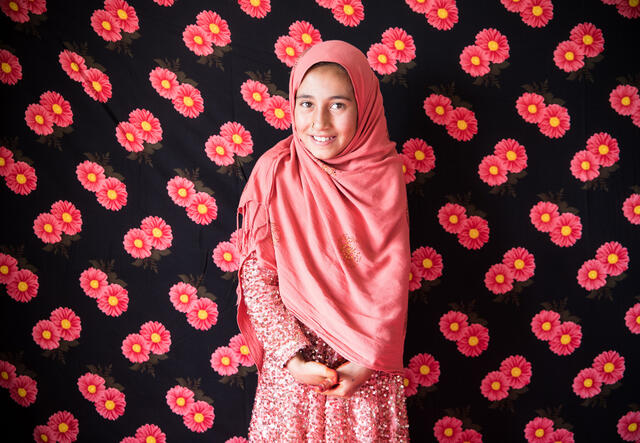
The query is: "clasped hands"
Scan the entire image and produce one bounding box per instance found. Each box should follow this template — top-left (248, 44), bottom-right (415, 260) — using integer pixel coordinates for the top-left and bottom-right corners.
top-left (285, 354), bottom-right (373, 398)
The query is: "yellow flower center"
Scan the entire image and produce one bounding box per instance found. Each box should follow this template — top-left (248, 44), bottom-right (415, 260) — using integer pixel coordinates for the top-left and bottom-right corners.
top-left (108, 295), bottom-right (119, 306)
top-left (491, 381), bottom-right (501, 390)
top-left (274, 108), bottom-right (285, 119)
top-left (377, 54), bottom-right (388, 64)
top-left (449, 214), bottom-right (458, 224)
top-left (17, 281), bottom-right (28, 292)
top-left (598, 144), bottom-right (609, 155)
top-left (437, 8), bottom-right (448, 19)
top-left (133, 239), bottom-right (143, 248)
top-left (210, 23), bottom-right (220, 34)
top-left (232, 134), bottom-right (243, 144)
top-left (223, 252), bottom-right (233, 262)
top-left (471, 56), bottom-right (480, 66)
top-left (607, 253), bottom-right (619, 264)
top-left (603, 362), bottom-right (615, 373)
top-left (117, 9), bottom-right (128, 19)
top-left (468, 336), bottom-right (479, 346)
top-left (542, 322), bottom-right (551, 331)
top-left (419, 365), bottom-right (430, 375)
top-left (146, 438), bottom-right (156, 443)
top-left (194, 412), bottom-right (205, 423)
top-left (540, 213), bottom-right (550, 222)
top-left (125, 132), bottom-right (135, 142)
top-left (495, 274), bottom-right (505, 284)
top-left (193, 35), bottom-right (203, 45)
top-left (457, 120), bottom-right (468, 130)
top-left (621, 96), bottom-right (631, 106)
top-left (183, 96), bottom-right (194, 107)
top-left (105, 399), bottom-right (115, 410)
top-left (18, 387), bottom-right (27, 397)
top-left (212, 145), bottom-right (225, 156)
top-left (630, 0), bottom-right (639, 7)
top-left (506, 150), bottom-right (517, 161)
top-left (302, 33), bottom-right (312, 44)
top-left (582, 34), bottom-right (594, 45)
top-left (92, 81), bottom-right (102, 92)
top-left (35, 114), bottom-right (44, 125)
top-left (489, 165), bottom-right (499, 175)
top-left (62, 212), bottom-right (72, 223)
top-left (197, 204), bottom-right (208, 214)
top-left (581, 161), bottom-right (591, 171)
top-left (161, 79), bottom-right (171, 89)
top-left (0, 158), bottom-right (4, 166)
top-left (628, 422), bottom-right (638, 432)
top-left (450, 322), bottom-right (459, 332)
top-left (102, 21), bottom-right (112, 31)
top-left (583, 378), bottom-right (593, 388)
top-left (511, 367), bottom-right (522, 377)
top-left (44, 223), bottom-right (53, 233)
top-left (527, 104), bottom-right (537, 114)
top-left (52, 104), bottom-right (63, 114)
top-left (587, 270), bottom-right (598, 280)
top-left (87, 172), bottom-right (97, 182)
top-left (634, 205), bottom-right (640, 215)
top-left (41, 434), bottom-right (49, 442)
top-left (58, 423), bottom-right (69, 433)
top-left (88, 384), bottom-right (96, 393)
top-left (285, 46), bottom-right (295, 56)
top-left (221, 356), bottom-right (231, 366)
top-left (343, 4), bottom-right (354, 15)
top-left (402, 164), bottom-right (407, 174)
top-left (152, 227), bottom-right (163, 238)
top-left (549, 116), bottom-right (560, 127)
top-left (561, 225), bottom-right (572, 236)
top-left (414, 150), bottom-right (425, 161)
top-left (0, 265), bottom-right (8, 275)
top-left (417, 0), bottom-right (425, 2)
top-left (176, 397), bottom-right (185, 406)
top-left (532, 5), bottom-right (543, 16)
top-left (61, 319), bottom-right (71, 329)
top-left (70, 62), bottom-right (79, 72)
top-left (560, 334), bottom-right (571, 345)
top-left (252, 92), bottom-right (262, 102)
top-left (250, 0), bottom-right (260, 6)
top-left (435, 105), bottom-right (445, 115)
top-left (488, 40), bottom-right (499, 51)
top-left (132, 343), bottom-right (141, 353)
top-left (511, 259), bottom-right (525, 270)
top-left (535, 428), bottom-right (544, 438)
top-left (141, 121), bottom-right (151, 131)
top-left (403, 377), bottom-right (409, 387)
top-left (564, 51), bottom-right (575, 61)
top-left (197, 309), bottom-right (208, 320)
top-left (151, 332), bottom-right (161, 343)
top-left (179, 294), bottom-right (189, 303)
top-left (422, 258), bottom-right (433, 269)
top-left (90, 279), bottom-right (99, 289)
top-left (444, 427), bottom-right (453, 437)
top-left (469, 228), bottom-right (479, 239)
top-left (9, 1), bottom-right (18, 11)
top-left (178, 188), bottom-right (187, 197)
top-left (240, 345), bottom-right (250, 355)
top-left (0, 371), bottom-right (8, 380)
top-left (394, 40), bottom-right (405, 51)
top-left (1, 62), bottom-right (11, 74)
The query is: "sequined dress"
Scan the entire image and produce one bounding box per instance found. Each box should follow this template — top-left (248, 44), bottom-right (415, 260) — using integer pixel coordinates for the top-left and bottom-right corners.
top-left (240, 252), bottom-right (409, 442)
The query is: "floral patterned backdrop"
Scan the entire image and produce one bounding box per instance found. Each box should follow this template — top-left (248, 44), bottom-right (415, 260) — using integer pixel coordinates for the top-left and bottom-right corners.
top-left (1, 0), bottom-right (639, 442)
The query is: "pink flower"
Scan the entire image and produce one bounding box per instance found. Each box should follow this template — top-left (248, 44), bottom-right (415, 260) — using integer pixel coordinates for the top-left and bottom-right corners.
top-left (423, 94), bottom-right (453, 125)
top-left (427, 0), bottom-right (459, 31)
top-left (169, 282), bottom-right (198, 312)
top-left (33, 425), bottom-right (56, 443)
top-left (0, 49), bottom-right (22, 85)
top-left (183, 24), bottom-right (213, 56)
top-left (516, 92), bottom-right (546, 124)
top-left (196, 10), bottom-right (231, 47)
top-left (617, 1), bottom-right (640, 19)
top-left (96, 177), bottom-right (128, 211)
top-left (33, 213), bottom-right (63, 244)
top-left (6, 269), bottom-right (39, 302)
top-left (433, 416), bottom-right (463, 443)
top-left (408, 353), bottom-right (440, 387)
top-left (402, 156), bottom-right (416, 184)
top-left (183, 401), bottom-right (215, 432)
top-left (457, 216), bottom-right (490, 250)
top-left (97, 284), bottom-right (129, 317)
top-left (238, 0), bottom-right (270, 18)
top-left (241, 79), bottom-right (270, 112)
top-left (274, 35), bottom-right (302, 67)
top-left (478, 155), bottom-right (508, 186)
top-left (592, 350), bottom-right (625, 384)
top-left (411, 246), bottom-right (443, 281)
top-left (59, 50), bottom-right (87, 82)
top-left (595, 241), bottom-right (629, 276)
top-left (524, 417), bottom-right (554, 442)
top-left (484, 263), bottom-right (514, 294)
top-left (10, 375), bottom-right (37, 407)
top-left (549, 321), bottom-right (582, 356)
top-left (494, 138), bottom-right (527, 173)
top-left (82, 68), bottom-right (113, 102)
top-left (129, 108), bottom-right (163, 143)
top-left (538, 104), bottom-right (570, 139)
top-left (50, 200), bottom-right (83, 235)
top-left (367, 43), bottom-right (397, 75)
top-left (500, 355), bottom-right (532, 389)
top-left (0, 253), bottom-right (18, 284)
top-left (553, 40), bottom-right (585, 72)
top-left (405, 0), bottom-right (430, 14)
top-left (401, 368), bottom-right (418, 396)
top-left (0, 146), bottom-right (15, 176)
top-left (140, 216), bottom-right (173, 250)
top-left (212, 241), bottom-right (240, 272)
top-left (263, 96), bottom-right (292, 130)
top-left (439, 311), bottom-right (468, 341)
top-left (437, 203), bottom-right (467, 234)
top-left (186, 192), bottom-right (218, 225)
top-left (48, 410), bottom-right (79, 443)
top-left (0, 360), bottom-right (16, 389)
top-left (459, 45), bottom-right (490, 77)
top-left (480, 371), bottom-right (510, 401)
top-left (501, 0), bottom-right (525, 12)
top-left (459, 429), bottom-right (483, 443)
top-left (77, 372), bottom-right (106, 402)
top-left (520, 0), bottom-right (553, 28)
top-left (91, 9), bottom-right (122, 41)
top-left (95, 387), bottom-right (126, 420)
top-left (609, 84), bottom-right (639, 116)
top-left (167, 176), bottom-right (196, 207)
top-left (622, 193), bottom-right (640, 225)
top-left (502, 247), bottom-right (535, 282)
top-left (475, 28), bottom-right (510, 63)
top-left (548, 429), bottom-right (574, 443)
top-left (229, 228), bottom-right (241, 247)
top-left (402, 138), bottom-right (435, 173)
top-left (229, 333), bottom-right (254, 366)
top-left (205, 135), bottom-right (235, 166)
top-left (115, 121), bottom-right (144, 152)
top-left (79, 267), bottom-right (108, 299)
top-left (134, 424), bottom-right (167, 443)
top-left (332, 0), bottom-right (364, 27)
top-left (210, 346), bottom-right (239, 376)
top-left (624, 303), bottom-right (640, 334)
top-left (121, 333), bottom-right (151, 363)
top-left (585, 132), bottom-right (619, 167)
top-left (529, 201), bottom-right (559, 233)
top-left (105, 0), bottom-right (139, 33)
top-left (25, 103), bottom-right (54, 136)
top-left (76, 160), bottom-right (105, 192)
top-left (166, 385), bottom-right (195, 415)
top-left (572, 367), bottom-right (602, 398)
top-left (445, 107), bottom-right (478, 142)
top-left (220, 121), bottom-right (253, 156)
top-left (39, 91), bottom-right (73, 127)
top-left (152, 0), bottom-right (174, 4)
top-left (549, 213), bottom-right (582, 247)
top-left (456, 324), bottom-right (489, 357)
top-left (140, 321), bottom-right (171, 354)
top-left (531, 310), bottom-right (561, 341)
top-left (569, 22), bottom-right (604, 58)
top-left (123, 228), bottom-right (152, 259)
top-left (149, 67), bottom-right (179, 99)
top-left (187, 298), bottom-right (218, 330)
top-left (617, 411), bottom-right (640, 442)
top-left (288, 20), bottom-right (321, 50)
top-left (381, 27), bottom-right (416, 63)
top-left (50, 307), bottom-right (82, 341)
top-left (570, 150), bottom-right (600, 182)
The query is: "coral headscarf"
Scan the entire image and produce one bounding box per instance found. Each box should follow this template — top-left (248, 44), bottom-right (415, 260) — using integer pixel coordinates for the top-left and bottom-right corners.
top-left (236, 40), bottom-right (410, 374)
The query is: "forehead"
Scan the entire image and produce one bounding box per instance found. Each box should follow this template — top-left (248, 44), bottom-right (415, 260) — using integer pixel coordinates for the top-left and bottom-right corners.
top-left (296, 64), bottom-right (354, 96)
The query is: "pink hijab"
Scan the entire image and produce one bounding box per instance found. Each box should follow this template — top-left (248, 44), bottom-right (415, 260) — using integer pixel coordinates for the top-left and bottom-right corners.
top-left (236, 40), bottom-right (410, 374)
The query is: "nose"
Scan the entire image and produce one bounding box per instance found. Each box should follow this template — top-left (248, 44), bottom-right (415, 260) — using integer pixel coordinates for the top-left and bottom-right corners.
top-left (312, 107), bottom-right (330, 130)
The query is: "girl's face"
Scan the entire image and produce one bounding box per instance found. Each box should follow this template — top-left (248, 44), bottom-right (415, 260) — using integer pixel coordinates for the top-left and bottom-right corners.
top-left (294, 64), bottom-right (358, 160)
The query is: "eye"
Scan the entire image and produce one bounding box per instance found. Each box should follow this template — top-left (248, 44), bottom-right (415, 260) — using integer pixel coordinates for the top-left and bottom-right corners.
top-left (298, 101), bottom-right (312, 109)
top-left (330, 102), bottom-right (345, 110)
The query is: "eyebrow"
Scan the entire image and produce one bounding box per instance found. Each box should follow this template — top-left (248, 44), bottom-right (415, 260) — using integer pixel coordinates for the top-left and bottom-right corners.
top-left (296, 94), bottom-right (353, 101)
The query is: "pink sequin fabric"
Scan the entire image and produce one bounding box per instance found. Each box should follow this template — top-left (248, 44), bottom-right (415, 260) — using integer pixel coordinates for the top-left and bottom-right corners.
top-left (241, 252), bottom-right (410, 442)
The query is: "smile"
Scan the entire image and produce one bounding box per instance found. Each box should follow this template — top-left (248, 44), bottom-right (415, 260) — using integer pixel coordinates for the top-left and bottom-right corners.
top-left (312, 135), bottom-right (335, 143)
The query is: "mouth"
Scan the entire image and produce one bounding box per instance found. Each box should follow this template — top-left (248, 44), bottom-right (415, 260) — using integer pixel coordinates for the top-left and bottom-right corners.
top-left (310, 135), bottom-right (336, 144)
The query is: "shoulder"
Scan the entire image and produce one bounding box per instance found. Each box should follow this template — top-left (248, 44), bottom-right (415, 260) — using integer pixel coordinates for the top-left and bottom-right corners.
top-left (247, 136), bottom-right (291, 183)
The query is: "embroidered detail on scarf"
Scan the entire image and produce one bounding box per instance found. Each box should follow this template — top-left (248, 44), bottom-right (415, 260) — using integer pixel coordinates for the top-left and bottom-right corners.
top-left (339, 233), bottom-right (361, 266)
